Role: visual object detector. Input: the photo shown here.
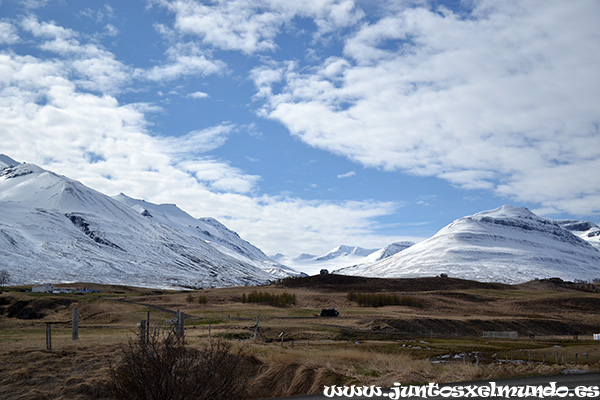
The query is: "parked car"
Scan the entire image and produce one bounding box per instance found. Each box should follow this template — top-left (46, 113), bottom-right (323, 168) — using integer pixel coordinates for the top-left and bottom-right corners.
top-left (320, 308), bottom-right (339, 317)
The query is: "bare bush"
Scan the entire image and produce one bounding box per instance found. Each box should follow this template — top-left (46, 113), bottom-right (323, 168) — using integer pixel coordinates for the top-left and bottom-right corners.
top-left (0, 269), bottom-right (10, 290)
top-left (107, 332), bottom-right (249, 400)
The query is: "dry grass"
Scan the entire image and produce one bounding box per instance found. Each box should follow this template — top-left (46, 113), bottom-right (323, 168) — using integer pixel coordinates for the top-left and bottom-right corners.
top-left (1, 278), bottom-right (600, 399)
top-left (244, 344), bottom-right (574, 398)
top-left (0, 343), bottom-right (119, 400)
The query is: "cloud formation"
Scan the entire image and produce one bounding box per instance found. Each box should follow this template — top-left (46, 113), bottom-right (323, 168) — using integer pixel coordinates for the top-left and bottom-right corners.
top-left (0, 10), bottom-right (401, 256)
top-left (1, 0), bottom-right (599, 261)
top-left (0, 21), bottom-right (19, 44)
top-left (337, 171), bottom-right (356, 179)
top-left (254, 0), bottom-right (600, 216)
top-left (153, 0), bottom-right (363, 54)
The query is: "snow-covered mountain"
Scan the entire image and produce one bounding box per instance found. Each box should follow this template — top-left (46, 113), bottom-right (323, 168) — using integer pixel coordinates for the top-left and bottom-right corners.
top-left (294, 253), bottom-right (318, 261)
top-left (275, 244), bottom-right (404, 275)
top-left (557, 220), bottom-right (600, 251)
top-left (0, 156), bottom-right (302, 289)
top-left (336, 206), bottom-right (600, 283)
top-left (361, 241), bottom-right (414, 263)
top-left (315, 245), bottom-right (377, 261)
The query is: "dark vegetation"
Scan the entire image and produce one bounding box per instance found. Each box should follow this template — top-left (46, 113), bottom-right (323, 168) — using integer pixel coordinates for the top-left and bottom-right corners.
top-left (0, 296), bottom-right (72, 319)
top-left (107, 333), bottom-right (251, 400)
top-left (346, 291), bottom-right (424, 308)
top-left (241, 290), bottom-right (296, 307)
top-left (277, 274), bottom-right (511, 292)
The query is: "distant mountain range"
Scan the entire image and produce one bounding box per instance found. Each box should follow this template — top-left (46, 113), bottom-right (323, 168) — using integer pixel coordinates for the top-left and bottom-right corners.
top-left (3, 154), bottom-right (599, 288)
top-left (336, 205), bottom-right (600, 283)
top-left (0, 155), bottom-right (302, 289)
top-left (556, 220), bottom-right (600, 251)
top-left (275, 242), bottom-right (414, 274)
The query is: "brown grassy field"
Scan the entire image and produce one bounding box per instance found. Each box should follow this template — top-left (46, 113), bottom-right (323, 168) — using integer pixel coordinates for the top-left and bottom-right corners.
top-left (1, 276), bottom-right (599, 399)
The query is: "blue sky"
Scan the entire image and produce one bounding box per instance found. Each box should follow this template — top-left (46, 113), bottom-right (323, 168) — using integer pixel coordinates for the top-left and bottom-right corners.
top-left (1, 0), bottom-right (599, 260)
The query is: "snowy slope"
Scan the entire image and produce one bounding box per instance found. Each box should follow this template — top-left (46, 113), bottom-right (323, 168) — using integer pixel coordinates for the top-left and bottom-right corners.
top-left (336, 206), bottom-right (600, 283)
top-left (276, 245), bottom-right (380, 275)
top-left (0, 154), bottom-right (19, 168)
top-left (111, 193), bottom-right (301, 279)
top-left (556, 220), bottom-right (600, 251)
top-left (0, 158), bottom-right (301, 289)
top-left (315, 245), bottom-right (377, 261)
top-left (276, 243), bottom-right (414, 275)
top-left (361, 241), bottom-right (414, 263)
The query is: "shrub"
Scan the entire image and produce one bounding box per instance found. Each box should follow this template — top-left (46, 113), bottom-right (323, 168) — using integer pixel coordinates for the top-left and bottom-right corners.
top-left (347, 291), bottom-right (423, 308)
top-left (241, 290), bottom-right (296, 307)
top-left (106, 332), bottom-right (249, 400)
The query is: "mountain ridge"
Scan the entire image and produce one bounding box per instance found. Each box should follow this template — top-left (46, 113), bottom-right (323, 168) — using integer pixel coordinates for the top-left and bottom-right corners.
top-left (0, 158), bottom-right (302, 289)
top-left (336, 205), bottom-right (600, 283)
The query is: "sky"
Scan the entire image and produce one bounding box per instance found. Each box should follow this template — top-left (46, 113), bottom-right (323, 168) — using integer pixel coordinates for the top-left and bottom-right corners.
top-left (1, 0), bottom-right (599, 263)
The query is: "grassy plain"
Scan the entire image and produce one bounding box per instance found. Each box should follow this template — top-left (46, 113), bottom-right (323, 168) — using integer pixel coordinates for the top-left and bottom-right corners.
top-left (1, 275), bottom-right (599, 399)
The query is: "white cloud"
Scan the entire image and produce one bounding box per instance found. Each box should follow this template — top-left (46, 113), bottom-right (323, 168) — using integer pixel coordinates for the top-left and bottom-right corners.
top-left (137, 41), bottom-right (226, 81)
top-left (187, 91), bottom-right (209, 99)
top-left (103, 24), bottom-right (119, 37)
top-left (160, 124), bottom-right (232, 153)
top-left (154, 0), bottom-right (363, 54)
top-left (337, 171), bottom-right (355, 179)
top-left (0, 17), bottom-right (400, 257)
top-left (0, 21), bottom-right (19, 44)
top-left (255, 0), bottom-right (600, 216)
top-left (22, 0), bottom-right (51, 9)
top-left (142, 54), bottom-right (225, 81)
top-left (177, 158), bottom-right (260, 193)
top-left (20, 17), bottom-right (131, 94)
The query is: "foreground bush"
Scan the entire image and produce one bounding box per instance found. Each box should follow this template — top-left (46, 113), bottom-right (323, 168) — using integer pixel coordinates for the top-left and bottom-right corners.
top-left (107, 333), bottom-right (249, 400)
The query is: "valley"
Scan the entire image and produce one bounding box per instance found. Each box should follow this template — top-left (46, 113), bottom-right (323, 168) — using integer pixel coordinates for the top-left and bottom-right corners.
top-left (1, 275), bottom-right (599, 399)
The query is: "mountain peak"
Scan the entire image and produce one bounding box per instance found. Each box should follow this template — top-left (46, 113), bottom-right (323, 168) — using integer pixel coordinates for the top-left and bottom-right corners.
top-left (0, 154), bottom-right (20, 168)
top-left (474, 205), bottom-right (537, 219)
top-left (316, 245), bottom-right (377, 261)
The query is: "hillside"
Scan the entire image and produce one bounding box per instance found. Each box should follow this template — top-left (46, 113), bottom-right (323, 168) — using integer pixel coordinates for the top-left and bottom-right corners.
top-left (336, 206), bottom-right (600, 283)
top-left (0, 157), bottom-right (301, 289)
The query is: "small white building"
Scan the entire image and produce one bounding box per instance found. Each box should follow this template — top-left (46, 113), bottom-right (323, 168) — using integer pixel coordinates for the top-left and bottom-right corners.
top-left (32, 283), bottom-right (55, 293)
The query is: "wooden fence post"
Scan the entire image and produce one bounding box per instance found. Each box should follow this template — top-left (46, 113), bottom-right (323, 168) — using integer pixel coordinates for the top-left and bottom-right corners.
top-left (146, 311), bottom-right (150, 343)
top-left (253, 314), bottom-right (260, 340)
top-left (176, 310), bottom-right (185, 341)
top-left (140, 319), bottom-right (146, 344)
top-left (46, 323), bottom-right (52, 350)
top-left (72, 308), bottom-right (79, 341)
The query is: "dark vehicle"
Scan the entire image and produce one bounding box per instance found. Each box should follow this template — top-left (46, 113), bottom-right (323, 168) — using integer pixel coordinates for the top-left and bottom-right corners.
top-left (320, 308), bottom-right (339, 317)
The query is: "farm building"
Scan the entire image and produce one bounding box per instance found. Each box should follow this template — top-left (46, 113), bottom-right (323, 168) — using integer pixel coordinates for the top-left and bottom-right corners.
top-left (32, 283), bottom-right (55, 293)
